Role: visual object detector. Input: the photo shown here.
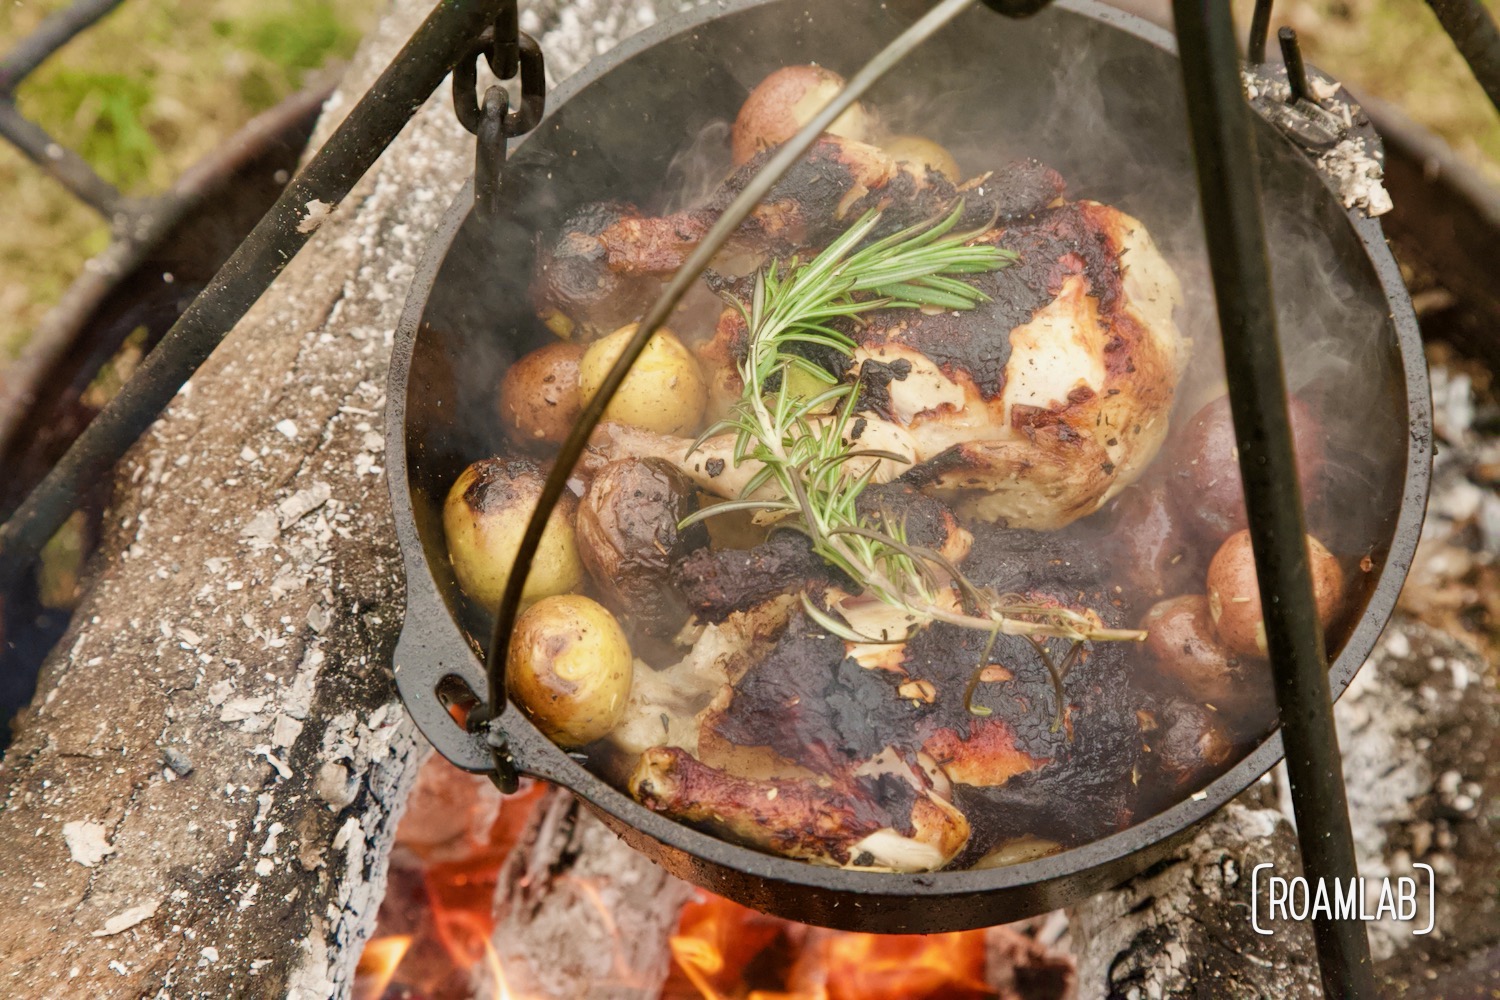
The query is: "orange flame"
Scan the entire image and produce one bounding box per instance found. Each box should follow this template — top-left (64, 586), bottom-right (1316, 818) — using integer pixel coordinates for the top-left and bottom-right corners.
top-left (353, 934), bottom-right (411, 1000)
top-left (358, 758), bottom-right (1025, 1000)
top-left (668, 893), bottom-right (997, 1000)
top-left (481, 935), bottom-right (519, 1000)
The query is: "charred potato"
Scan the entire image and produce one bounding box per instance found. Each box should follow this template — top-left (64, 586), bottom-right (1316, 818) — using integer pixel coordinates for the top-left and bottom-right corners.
top-left (1166, 394), bottom-right (1326, 544)
top-left (1205, 530), bottom-right (1344, 658)
top-left (732, 65), bottom-right (877, 165)
top-left (1144, 699), bottom-right (1235, 797)
top-left (508, 594), bottom-right (633, 748)
top-left (443, 459), bottom-right (582, 612)
top-left (578, 323), bottom-right (706, 435)
top-left (498, 341), bottom-right (584, 448)
top-left (577, 458), bottom-right (710, 639)
top-left (1141, 594), bottom-right (1272, 722)
top-left (882, 134), bottom-right (961, 182)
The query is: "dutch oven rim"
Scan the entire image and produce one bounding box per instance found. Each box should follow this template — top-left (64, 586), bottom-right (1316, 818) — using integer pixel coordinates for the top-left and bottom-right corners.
top-left (386, 0), bottom-right (1432, 909)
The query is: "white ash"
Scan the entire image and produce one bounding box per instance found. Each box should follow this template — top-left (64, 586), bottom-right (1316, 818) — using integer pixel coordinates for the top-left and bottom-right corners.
top-left (1318, 136), bottom-right (1394, 217)
top-left (1241, 68), bottom-right (1291, 103)
top-left (62, 821), bottom-right (117, 867)
top-left (93, 899), bottom-right (161, 938)
top-left (297, 199), bottom-right (335, 234)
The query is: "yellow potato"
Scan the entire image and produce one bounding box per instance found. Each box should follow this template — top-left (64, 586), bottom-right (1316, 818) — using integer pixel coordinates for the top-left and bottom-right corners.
top-left (883, 134), bottom-right (961, 183)
top-left (578, 324), bottom-right (706, 436)
top-left (732, 65), bottom-right (876, 165)
top-left (508, 595), bottom-right (633, 747)
top-left (443, 459), bottom-right (582, 612)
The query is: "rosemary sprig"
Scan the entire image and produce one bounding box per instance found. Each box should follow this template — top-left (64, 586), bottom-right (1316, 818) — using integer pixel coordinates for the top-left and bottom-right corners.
top-left (684, 204), bottom-right (1146, 656)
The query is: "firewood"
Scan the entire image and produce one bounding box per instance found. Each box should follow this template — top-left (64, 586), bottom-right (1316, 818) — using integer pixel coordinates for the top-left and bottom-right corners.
top-left (1068, 801), bottom-right (1320, 998)
top-left (476, 787), bottom-right (693, 999)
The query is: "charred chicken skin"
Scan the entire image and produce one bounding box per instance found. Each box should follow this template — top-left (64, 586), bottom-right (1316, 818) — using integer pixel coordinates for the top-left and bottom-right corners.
top-left (695, 200), bottom-right (1186, 530)
top-left (562, 135), bottom-right (1184, 530)
top-left (629, 523), bottom-right (1152, 872)
top-left (533, 134), bottom-right (1065, 342)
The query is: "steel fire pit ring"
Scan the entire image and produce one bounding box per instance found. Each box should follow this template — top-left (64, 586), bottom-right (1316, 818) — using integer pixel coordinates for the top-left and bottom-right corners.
top-left (387, 0), bottom-right (1430, 933)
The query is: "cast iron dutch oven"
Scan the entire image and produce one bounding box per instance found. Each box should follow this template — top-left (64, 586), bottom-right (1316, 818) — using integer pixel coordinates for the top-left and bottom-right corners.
top-left (387, 0), bottom-right (1431, 932)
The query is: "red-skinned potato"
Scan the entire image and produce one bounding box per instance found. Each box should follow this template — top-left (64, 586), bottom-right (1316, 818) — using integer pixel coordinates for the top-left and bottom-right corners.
top-left (732, 65), bottom-right (876, 165)
top-left (498, 341), bottom-right (584, 448)
top-left (1166, 394), bottom-right (1326, 544)
top-left (1205, 530), bottom-right (1344, 658)
top-left (576, 457), bottom-right (709, 640)
top-left (1104, 485), bottom-right (1203, 602)
top-left (508, 594), bottom-right (633, 748)
top-left (1148, 699), bottom-right (1235, 792)
top-left (1141, 595), bottom-right (1272, 721)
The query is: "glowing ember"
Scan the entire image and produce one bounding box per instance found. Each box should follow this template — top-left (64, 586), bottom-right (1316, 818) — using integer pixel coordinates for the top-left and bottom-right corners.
top-left (356, 769), bottom-right (545, 1000)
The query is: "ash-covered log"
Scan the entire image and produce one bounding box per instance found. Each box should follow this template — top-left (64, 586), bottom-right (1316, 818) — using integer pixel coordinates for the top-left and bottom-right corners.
top-left (478, 787), bottom-right (694, 1000)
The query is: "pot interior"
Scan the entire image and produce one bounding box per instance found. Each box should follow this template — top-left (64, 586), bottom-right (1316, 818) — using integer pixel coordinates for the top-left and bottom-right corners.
top-left (394, 0), bottom-right (1421, 925)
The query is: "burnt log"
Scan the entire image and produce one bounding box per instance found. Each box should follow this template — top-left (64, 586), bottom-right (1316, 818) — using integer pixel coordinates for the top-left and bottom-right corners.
top-left (1068, 801), bottom-right (1321, 999)
top-left (0, 1), bottom-right (688, 997)
top-left (478, 787), bottom-right (694, 999)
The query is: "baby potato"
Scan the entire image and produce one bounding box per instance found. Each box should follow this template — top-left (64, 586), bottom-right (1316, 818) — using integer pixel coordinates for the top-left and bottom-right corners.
top-left (1166, 394), bottom-right (1326, 545)
top-left (732, 65), bottom-right (876, 165)
top-left (1103, 485), bottom-right (1204, 603)
top-left (443, 458), bottom-right (582, 613)
top-left (1141, 595), bottom-right (1272, 721)
top-left (577, 458), bottom-right (709, 640)
top-left (508, 594), bottom-right (633, 748)
top-left (498, 341), bottom-right (584, 448)
top-left (578, 323), bottom-right (706, 436)
top-left (1205, 530), bottom-right (1344, 658)
top-left (882, 134), bottom-right (961, 183)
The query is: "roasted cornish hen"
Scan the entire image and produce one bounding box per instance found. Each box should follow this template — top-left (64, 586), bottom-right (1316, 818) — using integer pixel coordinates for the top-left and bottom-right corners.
top-left (470, 64), bottom-right (1258, 875)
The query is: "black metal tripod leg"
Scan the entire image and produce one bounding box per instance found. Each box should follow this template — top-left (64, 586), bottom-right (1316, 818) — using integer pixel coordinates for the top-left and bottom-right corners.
top-left (1170, 0), bottom-right (1377, 995)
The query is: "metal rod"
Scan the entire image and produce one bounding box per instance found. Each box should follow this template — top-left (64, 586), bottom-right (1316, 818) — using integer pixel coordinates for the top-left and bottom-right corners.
top-left (0, 0), bottom-right (509, 592)
top-left (1426, 0), bottom-right (1500, 116)
top-left (1169, 0), bottom-right (1375, 995)
top-left (0, 0), bottom-right (126, 94)
top-left (482, 0), bottom-right (982, 723)
top-left (1247, 0), bottom-right (1273, 64)
top-left (1278, 26), bottom-right (1312, 104)
top-left (0, 100), bottom-right (124, 217)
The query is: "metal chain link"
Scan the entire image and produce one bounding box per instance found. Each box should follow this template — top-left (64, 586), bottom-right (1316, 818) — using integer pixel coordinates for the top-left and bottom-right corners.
top-left (452, 4), bottom-right (545, 233)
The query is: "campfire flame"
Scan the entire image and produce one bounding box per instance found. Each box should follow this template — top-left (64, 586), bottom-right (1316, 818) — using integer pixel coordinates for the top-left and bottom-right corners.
top-left (354, 934), bottom-right (412, 999)
top-left (358, 759), bottom-right (1056, 1000)
top-left (666, 894), bottom-right (996, 1000)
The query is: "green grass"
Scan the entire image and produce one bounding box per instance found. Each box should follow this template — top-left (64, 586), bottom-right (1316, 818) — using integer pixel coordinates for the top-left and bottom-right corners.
top-left (0, 0), bottom-right (378, 358)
